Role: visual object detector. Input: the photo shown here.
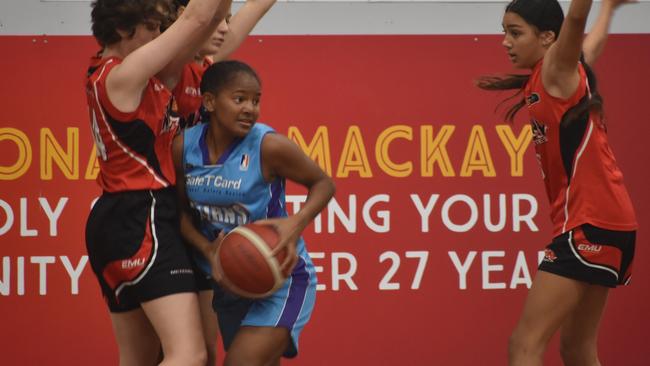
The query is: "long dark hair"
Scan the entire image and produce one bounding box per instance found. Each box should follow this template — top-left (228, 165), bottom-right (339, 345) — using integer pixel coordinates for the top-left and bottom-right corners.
top-left (477, 0), bottom-right (604, 126)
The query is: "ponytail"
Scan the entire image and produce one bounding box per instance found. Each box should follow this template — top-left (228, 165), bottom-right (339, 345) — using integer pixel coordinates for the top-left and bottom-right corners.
top-left (477, 57), bottom-right (604, 127)
top-left (476, 74), bottom-right (530, 123)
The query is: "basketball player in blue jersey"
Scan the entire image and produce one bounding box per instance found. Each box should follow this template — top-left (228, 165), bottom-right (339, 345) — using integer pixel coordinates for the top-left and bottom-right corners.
top-left (172, 60), bottom-right (335, 365)
top-left (169, 1), bottom-right (279, 364)
top-left (85, 0), bottom-right (232, 365)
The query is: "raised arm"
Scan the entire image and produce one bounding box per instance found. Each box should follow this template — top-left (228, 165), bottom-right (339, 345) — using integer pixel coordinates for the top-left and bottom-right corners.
top-left (583, 0), bottom-right (636, 66)
top-left (212, 0), bottom-right (277, 62)
top-left (543, 0), bottom-right (594, 98)
top-left (106, 0), bottom-right (230, 112)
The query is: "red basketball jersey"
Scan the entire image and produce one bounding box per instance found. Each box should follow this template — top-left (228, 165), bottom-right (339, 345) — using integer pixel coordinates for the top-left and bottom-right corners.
top-left (524, 60), bottom-right (637, 236)
top-left (173, 58), bottom-right (212, 128)
top-left (85, 56), bottom-right (179, 192)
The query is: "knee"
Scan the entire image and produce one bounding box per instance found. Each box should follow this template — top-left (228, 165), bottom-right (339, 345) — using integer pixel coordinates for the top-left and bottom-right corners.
top-left (184, 348), bottom-right (208, 366)
top-left (508, 329), bottom-right (544, 360)
top-left (508, 330), bottom-right (527, 356)
top-left (166, 347), bottom-right (207, 366)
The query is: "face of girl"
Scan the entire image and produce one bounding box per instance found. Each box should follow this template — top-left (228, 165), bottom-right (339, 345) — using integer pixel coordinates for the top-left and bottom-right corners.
top-left (117, 13), bottom-right (164, 55)
top-left (199, 16), bottom-right (231, 57)
top-left (134, 18), bottom-right (163, 44)
top-left (206, 72), bottom-right (261, 138)
top-left (501, 11), bottom-right (550, 69)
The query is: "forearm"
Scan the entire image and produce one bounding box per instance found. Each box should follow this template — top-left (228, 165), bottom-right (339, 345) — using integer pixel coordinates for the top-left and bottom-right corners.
top-left (583, 2), bottom-right (616, 65)
top-left (292, 177), bottom-right (336, 231)
top-left (213, 0), bottom-right (277, 61)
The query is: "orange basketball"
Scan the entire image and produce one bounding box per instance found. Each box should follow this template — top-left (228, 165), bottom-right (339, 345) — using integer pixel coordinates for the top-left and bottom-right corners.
top-left (215, 223), bottom-right (289, 299)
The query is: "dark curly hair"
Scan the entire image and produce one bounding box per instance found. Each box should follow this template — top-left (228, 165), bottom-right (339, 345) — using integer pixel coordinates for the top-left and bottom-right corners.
top-left (91, 0), bottom-right (174, 47)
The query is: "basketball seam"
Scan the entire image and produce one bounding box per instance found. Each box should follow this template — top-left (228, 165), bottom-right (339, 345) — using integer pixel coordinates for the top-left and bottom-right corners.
top-left (235, 226), bottom-right (284, 285)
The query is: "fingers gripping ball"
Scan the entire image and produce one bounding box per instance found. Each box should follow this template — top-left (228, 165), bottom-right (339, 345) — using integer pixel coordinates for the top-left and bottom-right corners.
top-left (215, 223), bottom-right (290, 299)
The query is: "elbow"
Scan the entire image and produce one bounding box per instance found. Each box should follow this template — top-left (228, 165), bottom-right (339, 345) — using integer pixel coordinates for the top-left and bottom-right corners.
top-left (327, 177), bottom-right (336, 200)
top-left (179, 7), bottom-right (213, 30)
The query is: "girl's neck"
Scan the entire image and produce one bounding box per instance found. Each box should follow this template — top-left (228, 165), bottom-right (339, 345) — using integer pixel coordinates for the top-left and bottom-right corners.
top-left (205, 123), bottom-right (236, 163)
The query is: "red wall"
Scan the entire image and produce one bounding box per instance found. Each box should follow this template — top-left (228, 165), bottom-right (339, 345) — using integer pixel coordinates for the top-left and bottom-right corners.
top-left (0, 35), bottom-right (649, 365)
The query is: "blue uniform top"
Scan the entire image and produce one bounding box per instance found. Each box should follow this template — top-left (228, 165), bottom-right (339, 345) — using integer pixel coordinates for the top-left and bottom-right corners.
top-left (182, 122), bottom-right (310, 275)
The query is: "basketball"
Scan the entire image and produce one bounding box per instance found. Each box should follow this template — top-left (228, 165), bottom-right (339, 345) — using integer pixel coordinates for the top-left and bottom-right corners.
top-left (215, 223), bottom-right (290, 299)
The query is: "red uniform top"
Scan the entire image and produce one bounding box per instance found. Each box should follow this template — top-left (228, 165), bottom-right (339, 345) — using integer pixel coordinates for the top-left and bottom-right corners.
top-left (173, 58), bottom-right (212, 128)
top-left (85, 56), bottom-right (179, 192)
top-left (524, 60), bottom-right (637, 236)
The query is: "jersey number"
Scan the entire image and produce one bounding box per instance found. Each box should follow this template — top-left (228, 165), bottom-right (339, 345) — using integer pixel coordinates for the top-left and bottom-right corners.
top-left (90, 109), bottom-right (108, 161)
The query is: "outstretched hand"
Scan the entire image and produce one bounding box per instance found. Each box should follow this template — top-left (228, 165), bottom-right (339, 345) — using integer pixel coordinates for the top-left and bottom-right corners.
top-left (255, 217), bottom-right (300, 274)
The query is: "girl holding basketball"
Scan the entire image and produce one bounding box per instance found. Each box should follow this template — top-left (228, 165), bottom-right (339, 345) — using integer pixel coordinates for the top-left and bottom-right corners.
top-left (477, 0), bottom-right (637, 364)
top-left (168, 1), bottom-right (278, 364)
top-left (172, 60), bottom-right (335, 366)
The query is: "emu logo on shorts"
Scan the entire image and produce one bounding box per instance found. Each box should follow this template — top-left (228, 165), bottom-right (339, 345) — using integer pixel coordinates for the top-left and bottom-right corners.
top-left (122, 257), bottom-right (146, 269)
top-left (543, 249), bottom-right (557, 263)
top-left (577, 243), bottom-right (602, 253)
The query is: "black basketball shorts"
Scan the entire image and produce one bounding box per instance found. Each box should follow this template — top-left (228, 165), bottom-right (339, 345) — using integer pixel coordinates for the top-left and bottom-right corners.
top-left (86, 187), bottom-right (197, 312)
top-left (538, 224), bottom-right (635, 288)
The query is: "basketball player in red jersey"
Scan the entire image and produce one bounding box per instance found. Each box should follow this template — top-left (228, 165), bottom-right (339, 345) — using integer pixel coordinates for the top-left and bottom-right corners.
top-left (173, 0), bottom-right (278, 129)
top-left (477, 0), bottom-right (637, 365)
top-left (85, 0), bottom-right (231, 364)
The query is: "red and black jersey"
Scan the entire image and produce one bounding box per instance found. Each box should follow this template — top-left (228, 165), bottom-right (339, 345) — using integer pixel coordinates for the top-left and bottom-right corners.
top-left (524, 59), bottom-right (637, 236)
top-left (85, 56), bottom-right (179, 192)
top-left (173, 57), bottom-right (212, 128)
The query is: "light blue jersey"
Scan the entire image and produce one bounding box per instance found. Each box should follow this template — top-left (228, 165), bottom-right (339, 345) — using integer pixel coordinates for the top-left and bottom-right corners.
top-left (182, 122), bottom-right (316, 357)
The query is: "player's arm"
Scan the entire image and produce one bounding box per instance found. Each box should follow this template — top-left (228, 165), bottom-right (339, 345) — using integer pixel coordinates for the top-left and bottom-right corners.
top-left (583, 0), bottom-right (635, 66)
top-left (260, 133), bottom-right (336, 270)
top-left (543, 0), bottom-right (593, 99)
top-left (172, 133), bottom-right (218, 260)
top-left (157, 0), bottom-right (234, 88)
top-left (105, 0), bottom-right (228, 113)
top-left (212, 0), bottom-right (277, 62)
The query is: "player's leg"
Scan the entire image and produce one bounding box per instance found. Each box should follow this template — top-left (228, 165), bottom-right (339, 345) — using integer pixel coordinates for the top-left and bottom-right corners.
top-left (199, 289), bottom-right (220, 365)
top-left (110, 308), bottom-right (161, 366)
top-left (141, 292), bottom-right (207, 366)
top-left (224, 256), bottom-right (315, 366)
top-left (559, 285), bottom-right (609, 366)
top-left (508, 271), bottom-right (589, 366)
top-left (224, 326), bottom-right (289, 366)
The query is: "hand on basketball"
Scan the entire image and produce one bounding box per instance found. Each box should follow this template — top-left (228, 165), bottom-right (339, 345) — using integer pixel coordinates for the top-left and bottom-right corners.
top-left (255, 217), bottom-right (300, 274)
top-left (209, 230), bottom-right (226, 283)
